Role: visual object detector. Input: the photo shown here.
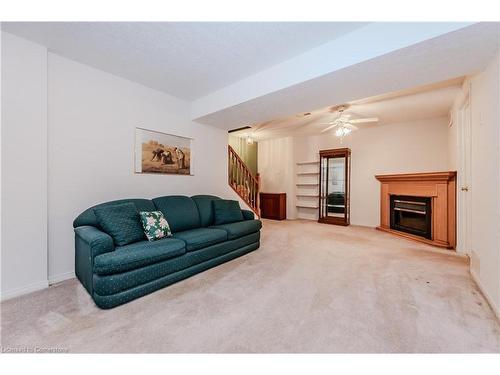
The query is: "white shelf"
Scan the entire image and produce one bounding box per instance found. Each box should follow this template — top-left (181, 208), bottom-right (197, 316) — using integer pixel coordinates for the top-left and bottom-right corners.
top-left (297, 161), bottom-right (319, 210)
top-left (296, 161), bottom-right (319, 166)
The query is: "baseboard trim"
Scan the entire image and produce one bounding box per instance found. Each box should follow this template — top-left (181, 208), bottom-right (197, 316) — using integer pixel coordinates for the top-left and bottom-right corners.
top-left (374, 226), bottom-right (468, 260)
top-left (1, 280), bottom-right (49, 302)
top-left (1, 272), bottom-right (76, 302)
top-left (470, 268), bottom-right (500, 321)
top-left (49, 271), bottom-right (75, 285)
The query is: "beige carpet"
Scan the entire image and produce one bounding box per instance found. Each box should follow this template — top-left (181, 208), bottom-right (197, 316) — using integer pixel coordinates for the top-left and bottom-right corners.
top-left (1, 220), bottom-right (499, 353)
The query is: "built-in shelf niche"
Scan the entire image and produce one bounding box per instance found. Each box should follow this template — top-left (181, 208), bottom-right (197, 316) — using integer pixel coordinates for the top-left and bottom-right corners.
top-left (296, 159), bottom-right (320, 220)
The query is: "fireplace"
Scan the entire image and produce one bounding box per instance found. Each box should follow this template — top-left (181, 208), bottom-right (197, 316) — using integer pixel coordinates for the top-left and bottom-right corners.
top-left (390, 195), bottom-right (431, 239)
top-left (375, 172), bottom-right (456, 249)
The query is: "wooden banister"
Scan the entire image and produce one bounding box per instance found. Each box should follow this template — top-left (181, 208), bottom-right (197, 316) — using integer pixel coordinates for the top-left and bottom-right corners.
top-left (228, 145), bottom-right (260, 216)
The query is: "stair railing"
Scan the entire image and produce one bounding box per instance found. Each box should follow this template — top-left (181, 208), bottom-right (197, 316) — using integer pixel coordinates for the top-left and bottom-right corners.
top-left (228, 145), bottom-right (260, 216)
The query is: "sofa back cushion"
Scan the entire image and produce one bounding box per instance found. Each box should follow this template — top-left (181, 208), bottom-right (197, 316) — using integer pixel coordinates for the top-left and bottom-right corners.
top-left (191, 195), bottom-right (221, 227)
top-left (73, 198), bottom-right (156, 228)
top-left (94, 203), bottom-right (145, 246)
top-left (213, 199), bottom-right (244, 225)
top-left (152, 195), bottom-right (201, 233)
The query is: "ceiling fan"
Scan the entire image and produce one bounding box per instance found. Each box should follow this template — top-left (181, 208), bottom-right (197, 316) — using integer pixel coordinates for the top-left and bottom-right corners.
top-left (320, 104), bottom-right (378, 141)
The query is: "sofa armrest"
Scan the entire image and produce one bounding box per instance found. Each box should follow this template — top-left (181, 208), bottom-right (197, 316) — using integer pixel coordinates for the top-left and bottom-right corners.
top-left (74, 226), bottom-right (114, 295)
top-left (74, 226), bottom-right (115, 257)
top-left (241, 209), bottom-right (255, 220)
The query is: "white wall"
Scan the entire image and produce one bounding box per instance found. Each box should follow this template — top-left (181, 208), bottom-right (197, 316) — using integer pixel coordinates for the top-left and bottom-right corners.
top-left (460, 53), bottom-right (500, 316)
top-left (447, 53), bottom-right (500, 317)
top-left (258, 137), bottom-right (296, 219)
top-left (1, 32), bottom-right (231, 297)
top-left (47, 53), bottom-right (230, 282)
top-left (1, 32), bottom-right (48, 298)
top-left (259, 117), bottom-right (449, 226)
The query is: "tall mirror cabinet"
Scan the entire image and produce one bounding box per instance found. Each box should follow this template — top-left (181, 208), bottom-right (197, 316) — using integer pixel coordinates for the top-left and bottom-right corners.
top-left (318, 148), bottom-right (351, 226)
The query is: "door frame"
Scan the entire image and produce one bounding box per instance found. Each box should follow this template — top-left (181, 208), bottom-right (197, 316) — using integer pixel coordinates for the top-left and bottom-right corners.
top-left (456, 90), bottom-right (472, 254)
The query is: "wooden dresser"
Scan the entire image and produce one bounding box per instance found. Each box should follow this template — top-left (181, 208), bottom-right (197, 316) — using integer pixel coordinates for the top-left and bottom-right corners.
top-left (259, 193), bottom-right (287, 220)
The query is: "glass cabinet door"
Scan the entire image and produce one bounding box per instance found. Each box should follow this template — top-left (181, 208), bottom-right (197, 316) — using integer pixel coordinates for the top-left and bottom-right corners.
top-left (319, 148), bottom-right (351, 226)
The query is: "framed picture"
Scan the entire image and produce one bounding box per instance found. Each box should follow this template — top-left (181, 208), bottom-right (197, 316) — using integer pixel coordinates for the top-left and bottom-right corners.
top-left (135, 127), bottom-right (193, 175)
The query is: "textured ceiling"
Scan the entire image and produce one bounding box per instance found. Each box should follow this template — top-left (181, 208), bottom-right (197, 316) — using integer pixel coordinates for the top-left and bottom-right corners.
top-left (230, 78), bottom-right (463, 140)
top-left (196, 23), bottom-right (498, 129)
top-left (1, 22), bottom-right (368, 100)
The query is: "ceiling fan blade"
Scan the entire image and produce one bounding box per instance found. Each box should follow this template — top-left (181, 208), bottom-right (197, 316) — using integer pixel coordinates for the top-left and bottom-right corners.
top-left (251, 120), bottom-right (275, 132)
top-left (349, 117), bottom-right (378, 124)
top-left (293, 116), bottom-right (328, 132)
top-left (321, 123), bottom-right (339, 133)
top-left (321, 112), bottom-right (343, 124)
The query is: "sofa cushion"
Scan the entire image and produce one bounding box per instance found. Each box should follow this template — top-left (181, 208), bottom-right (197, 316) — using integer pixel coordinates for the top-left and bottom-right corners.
top-left (173, 228), bottom-right (227, 252)
top-left (152, 195), bottom-right (201, 233)
top-left (93, 232), bottom-right (260, 296)
top-left (213, 199), bottom-right (244, 225)
top-left (93, 203), bottom-right (145, 246)
top-left (241, 209), bottom-right (255, 220)
top-left (139, 211), bottom-right (172, 241)
top-left (74, 199), bottom-right (156, 228)
top-left (211, 219), bottom-right (262, 240)
top-left (192, 195), bottom-right (221, 227)
top-left (94, 238), bottom-right (186, 275)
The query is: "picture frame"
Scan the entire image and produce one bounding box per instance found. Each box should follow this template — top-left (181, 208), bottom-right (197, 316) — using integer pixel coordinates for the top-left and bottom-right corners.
top-left (134, 127), bottom-right (194, 176)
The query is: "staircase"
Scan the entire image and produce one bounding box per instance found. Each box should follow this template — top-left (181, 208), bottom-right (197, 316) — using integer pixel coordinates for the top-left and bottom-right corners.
top-left (228, 145), bottom-right (260, 216)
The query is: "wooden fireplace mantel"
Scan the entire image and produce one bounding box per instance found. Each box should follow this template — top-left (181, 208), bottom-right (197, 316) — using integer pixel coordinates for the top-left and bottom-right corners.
top-left (375, 171), bottom-right (457, 249)
top-left (375, 171), bottom-right (457, 183)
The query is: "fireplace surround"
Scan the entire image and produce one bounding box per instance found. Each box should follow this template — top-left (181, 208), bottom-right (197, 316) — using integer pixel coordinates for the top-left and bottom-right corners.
top-left (375, 171), bottom-right (456, 249)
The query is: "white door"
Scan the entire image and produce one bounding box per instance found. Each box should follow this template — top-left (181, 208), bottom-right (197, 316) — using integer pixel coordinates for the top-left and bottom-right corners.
top-left (457, 97), bottom-right (472, 254)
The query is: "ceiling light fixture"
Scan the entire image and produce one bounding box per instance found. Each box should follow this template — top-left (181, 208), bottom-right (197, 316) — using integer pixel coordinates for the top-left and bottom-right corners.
top-left (334, 125), bottom-right (352, 143)
top-left (335, 126), bottom-right (352, 138)
top-left (320, 104), bottom-right (379, 143)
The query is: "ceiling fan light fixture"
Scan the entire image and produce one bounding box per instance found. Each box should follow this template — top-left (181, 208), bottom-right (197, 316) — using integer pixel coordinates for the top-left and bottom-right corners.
top-left (335, 126), bottom-right (351, 138)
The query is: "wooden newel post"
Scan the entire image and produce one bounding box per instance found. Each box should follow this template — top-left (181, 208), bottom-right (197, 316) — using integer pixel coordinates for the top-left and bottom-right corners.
top-left (256, 173), bottom-right (260, 216)
top-left (227, 146), bottom-right (231, 186)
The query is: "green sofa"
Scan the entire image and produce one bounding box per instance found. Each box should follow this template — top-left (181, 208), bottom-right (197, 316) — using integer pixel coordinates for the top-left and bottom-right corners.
top-left (73, 195), bottom-right (262, 309)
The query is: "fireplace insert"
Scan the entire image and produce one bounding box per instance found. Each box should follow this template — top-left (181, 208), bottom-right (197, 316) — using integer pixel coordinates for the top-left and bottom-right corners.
top-left (390, 195), bottom-right (431, 239)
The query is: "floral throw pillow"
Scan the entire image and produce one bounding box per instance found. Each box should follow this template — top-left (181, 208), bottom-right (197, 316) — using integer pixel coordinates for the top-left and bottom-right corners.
top-left (139, 211), bottom-right (172, 241)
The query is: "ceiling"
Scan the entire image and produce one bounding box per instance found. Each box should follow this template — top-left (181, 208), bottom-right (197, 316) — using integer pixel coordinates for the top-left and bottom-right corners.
top-left (230, 78), bottom-right (464, 140)
top-left (1, 22), bottom-right (368, 100)
top-left (194, 23), bottom-right (498, 129)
